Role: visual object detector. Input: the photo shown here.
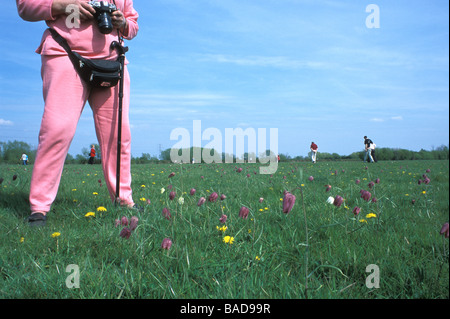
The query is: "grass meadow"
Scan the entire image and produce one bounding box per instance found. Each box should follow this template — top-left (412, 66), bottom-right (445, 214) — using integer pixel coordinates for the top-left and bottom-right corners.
top-left (0, 160), bottom-right (448, 299)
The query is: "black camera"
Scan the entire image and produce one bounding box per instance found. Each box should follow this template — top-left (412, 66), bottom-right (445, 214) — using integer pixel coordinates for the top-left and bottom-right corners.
top-left (89, 1), bottom-right (117, 34)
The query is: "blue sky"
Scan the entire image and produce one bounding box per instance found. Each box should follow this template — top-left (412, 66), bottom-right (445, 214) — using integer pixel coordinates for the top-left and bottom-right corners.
top-left (1, 0), bottom-right (448, 158)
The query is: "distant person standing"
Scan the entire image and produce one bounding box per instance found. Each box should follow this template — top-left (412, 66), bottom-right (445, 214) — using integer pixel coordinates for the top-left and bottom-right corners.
top-left (363, 136), bottom-right (374, 163)
top-left (310, 142), bottom-right (318, 163)
top-left (21, 153), bottom-right (28, 165)
top-left (88, 145), bottom-right (96, 165)
top-left (370, 141), bottom-right (377, 162)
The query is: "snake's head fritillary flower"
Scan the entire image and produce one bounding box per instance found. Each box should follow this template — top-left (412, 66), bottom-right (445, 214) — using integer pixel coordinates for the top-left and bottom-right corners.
top-left (120, 216), bottom-right (129, 226)
top-left (209, 192), bottom-right (218, 202)
top-left (161, 238), bottom-right (173, 250)
top-left (308, 176), bottom-right (314, 181)
top-left (119, 227), bottom-right (131, 239)
top-left (375, 178), bottom-right (380, 184)
top-left (440, 222), bottom-right (449, 238)
top-left (169, 191), bottom-right (176, 200)
top-left (325, 185), bottom-right (332, 192)
top-left (333, 195), bottom-right (343, 208)
top-left (190, 188), bottom-right (196, 196)
top-left (162, 207), bottom-right (171, 220)
top-left (355, 179), bottom-right (360, 185)
top-left (371, 197), bottom-right (377, 203)
top-left (197, 197), bottom-right (206, 206)
top-left (220, 194), bottom-right (226, 201)
top-left (360, 190), bottom-right (372, 202)
top-left (368, 181), bottom-right (375, 189)
top-left (282, 192), bottom-right (296, 214)
top-left (12, 174), bottom-right (17, 181)
top-left (130, 216), bottom-right (139, 231)
top-left (259, 197), bottom-right (264, 203)
top-left (239, 206), bottom-right (250, 219)
top-left (237, 168), bottom-right (243, 173)
top-left (168, 172), bottom-right (175, 178)
top-left (426, 169), bottom-right (431, 173)
top-left (219, 214), bottom-right (227, 224)
top-left (352, 206), bottom-right (361, 216)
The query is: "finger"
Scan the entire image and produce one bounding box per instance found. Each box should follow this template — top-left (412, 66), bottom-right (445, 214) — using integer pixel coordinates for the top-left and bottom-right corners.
top-left (80, 2), bottom-right (96, 16)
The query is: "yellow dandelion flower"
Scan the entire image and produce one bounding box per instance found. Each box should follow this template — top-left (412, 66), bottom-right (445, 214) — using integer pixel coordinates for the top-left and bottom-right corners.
top-left (255, 256), bottom-right (261, 261)
top-left (301, 184), bottom-right (305, 187)
top-left (51, 232), bottom-right (61, 238)
top-left (20, 237), bottom-right (25, 243)
top-left (97, 206), bottom-right (107, 212)
top-left (92, 192), bottom-right (98, 195)
top-left (141, 185), bottom-right (146, 188)
top-left (223, 236), bottom-right (234, 244)
top-left (259, 208), bottom-right (264, 212)
top-left (217, 225), bottom-right (227, 232)
top-left (422, 191), bottom-right (426, 195)
top-left (72, 189), bottom-right (77, 191)
top-left (85, 212), bottom-right (95, 217)
top-left (359, 219), bottom-right (367, 223)
top-left (366, 213), bottom-right (377, 219)
top-left (140, 197), bottom-right (146, 202)
top-left (264, 207), bottom-right (269, 210)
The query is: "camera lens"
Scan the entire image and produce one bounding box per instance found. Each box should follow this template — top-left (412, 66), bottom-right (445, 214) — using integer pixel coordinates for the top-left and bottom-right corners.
top-left (97, 12), bottom-right (113, 34)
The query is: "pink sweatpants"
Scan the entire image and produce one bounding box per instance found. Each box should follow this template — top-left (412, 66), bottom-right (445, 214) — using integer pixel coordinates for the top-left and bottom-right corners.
top-left (29, 54), bottom-right (134, 213)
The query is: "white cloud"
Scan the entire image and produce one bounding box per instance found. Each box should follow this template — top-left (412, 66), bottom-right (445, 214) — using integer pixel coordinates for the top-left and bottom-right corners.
top-left (370, 118), bottom-right (384, 122)
top-left (391, 116), bottom-right (403, 121)
top-left (200, 54), bottom-right (329, 70)
top-left (0, 119), bottom-right (13, 126)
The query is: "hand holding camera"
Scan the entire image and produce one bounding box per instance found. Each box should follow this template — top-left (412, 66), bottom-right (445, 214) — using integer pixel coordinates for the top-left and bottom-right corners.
top-left (52, 0), bottom-right (126, 34)
top-left (52, 0), bottom-right (95, 20)
top-left (110, 10), bottom-right (128, 33)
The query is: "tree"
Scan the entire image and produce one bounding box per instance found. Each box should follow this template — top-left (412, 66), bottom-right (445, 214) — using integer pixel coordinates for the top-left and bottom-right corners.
top-left (0, 140), bottom-right (36, 164)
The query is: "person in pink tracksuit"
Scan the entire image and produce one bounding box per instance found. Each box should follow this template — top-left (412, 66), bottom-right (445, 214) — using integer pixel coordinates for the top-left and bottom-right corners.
top-left (16, 0), bottom-right (139, 226)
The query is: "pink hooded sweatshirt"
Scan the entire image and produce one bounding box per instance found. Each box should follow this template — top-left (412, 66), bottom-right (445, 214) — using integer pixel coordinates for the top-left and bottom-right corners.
top-left (16, 0), bottom-right (139, 59)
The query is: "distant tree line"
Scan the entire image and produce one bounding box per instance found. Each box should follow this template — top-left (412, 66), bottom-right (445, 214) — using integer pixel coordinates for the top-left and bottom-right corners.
top-left (0, 140), bottom-right (448, 165)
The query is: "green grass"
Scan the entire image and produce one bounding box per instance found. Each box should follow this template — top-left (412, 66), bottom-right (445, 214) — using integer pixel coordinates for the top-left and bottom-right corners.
top-left (0, 160), bottom-right (448, 299)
